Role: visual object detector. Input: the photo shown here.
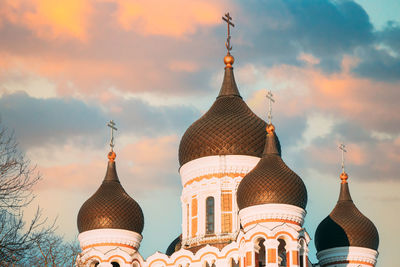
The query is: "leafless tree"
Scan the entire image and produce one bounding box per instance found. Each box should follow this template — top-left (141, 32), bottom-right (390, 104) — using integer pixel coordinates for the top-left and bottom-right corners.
top-left (0, 123), bottom-right (63, 265)
top-left (21, 232), bottom-right (80, 266)
top-left (0, 127), bottom-right (40, 210)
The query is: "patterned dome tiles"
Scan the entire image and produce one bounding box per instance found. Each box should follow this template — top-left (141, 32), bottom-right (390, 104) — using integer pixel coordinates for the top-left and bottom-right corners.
top-left (77, 161), bottom-right (144, 234)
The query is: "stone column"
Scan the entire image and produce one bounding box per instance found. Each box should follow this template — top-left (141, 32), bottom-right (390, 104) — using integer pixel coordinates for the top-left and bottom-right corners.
top-left (264, 239), bottom-right (280, 267)
top-left (286, 242), bottom-right (302, 267)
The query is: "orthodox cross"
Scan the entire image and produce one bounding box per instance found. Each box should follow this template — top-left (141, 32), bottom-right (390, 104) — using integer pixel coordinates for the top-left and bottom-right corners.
top-left (107, 120), bottom-right (117, 151)
top-left (339, 143), bottom-right (347, 173)
top-left (222, 12), bottom-right (235, 52)
top-left (266, 90), bottom-right (275, 124)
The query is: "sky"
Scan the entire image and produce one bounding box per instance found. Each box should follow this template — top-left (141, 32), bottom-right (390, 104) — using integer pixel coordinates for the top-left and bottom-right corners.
top-left (0, 0), bottom-right (399, 265)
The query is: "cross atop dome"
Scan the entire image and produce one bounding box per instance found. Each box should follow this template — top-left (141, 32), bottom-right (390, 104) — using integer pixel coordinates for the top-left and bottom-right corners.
top-left (266, 90), bottom-right (275, 125)
top-left (107, 120), bottom-right (117, 162)
top-left (222, 12), bottom-right (235, 52)
top-left (339, 143), bottom-right (347, 172)
top-left (339, 143), bottom-right (348, 183)
top-left (107, 120), bottom-right (117, 152)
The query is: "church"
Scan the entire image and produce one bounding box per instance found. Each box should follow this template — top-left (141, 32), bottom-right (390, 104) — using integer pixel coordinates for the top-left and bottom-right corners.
top-left (75, 13), bottom-right (379, 267)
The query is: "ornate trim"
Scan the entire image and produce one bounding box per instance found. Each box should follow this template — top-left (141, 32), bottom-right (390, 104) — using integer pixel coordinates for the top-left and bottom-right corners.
top-left (317, 246), bottom-right (378, 266)
top-left (180, 155), bottom-right (260, 186)
top-left (239, 204), bottom-right (306, 231)
top-left (79, 228), bottom-right (142, 251)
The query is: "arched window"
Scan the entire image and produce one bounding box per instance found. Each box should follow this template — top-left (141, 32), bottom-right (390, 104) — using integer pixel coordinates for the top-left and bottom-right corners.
top-left (278, 239), bottom-right (287, 267)
top-left (111, 262), bottom-right (120, 267)
top-left (231, 258), bottom-right (240, 267)
top-left (299, 238), bottom-right (306, 267)
top-left (255, 239), bottom-right (266, 267)
top-left (206, 197), bottom-right (215, 234)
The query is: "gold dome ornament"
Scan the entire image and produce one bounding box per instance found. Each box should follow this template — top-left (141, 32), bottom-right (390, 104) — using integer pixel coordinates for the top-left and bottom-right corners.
top-left (224, 53), bottom-right (235, 68)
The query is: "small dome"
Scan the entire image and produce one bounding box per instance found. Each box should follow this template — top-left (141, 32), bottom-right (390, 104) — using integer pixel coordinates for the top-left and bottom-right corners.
top-left (315, 174), bottom-right (379, 252)
top-left (237, 127), bottom-right (307, 210)
top-left (77, 158), bottom-right (144, 234)
top-left (166, 235), bottom-right (182, 256)
top-left (179, 65), bottom-right (266, 166)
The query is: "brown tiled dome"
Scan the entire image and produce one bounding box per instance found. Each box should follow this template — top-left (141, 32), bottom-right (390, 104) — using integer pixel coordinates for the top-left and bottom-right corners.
top-left (77, 158), bottom-right (144, 234)
top-left (315, 175), bottom-right (379, 252)
top-left (166, 234), bottom-right (182, 256)
top-left (237, 128), bottom-right (307, 210)
top-left (179, 67), bottom-right (267, 166)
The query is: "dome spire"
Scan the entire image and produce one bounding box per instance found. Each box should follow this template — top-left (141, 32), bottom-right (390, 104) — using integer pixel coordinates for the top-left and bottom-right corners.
top-left (218, 12), bottom-right (241, 98)
top-left (77, 120), bottom-right (144, 234)
top-left (263, 90), bottom-right (281, 156)
top-left (314, 145), bottom-right (379, 253)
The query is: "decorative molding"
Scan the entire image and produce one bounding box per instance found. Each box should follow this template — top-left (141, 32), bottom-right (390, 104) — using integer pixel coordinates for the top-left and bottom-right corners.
top-left (239, 204), bottom-right (306, 232)
top-left (79, 228), bottom-right (142, 251)
top-left (180, 155), bottom-right (260, 186)
top-left (317, 246), bottom-right (378, 266)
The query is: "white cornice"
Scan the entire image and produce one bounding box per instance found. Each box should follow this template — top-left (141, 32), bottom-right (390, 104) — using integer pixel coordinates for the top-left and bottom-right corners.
top-left (179, 155), bottom-right (260, 186)
top-left (239, 203), bottom-right (306, 231)
top-left (317, 246), bottom-right (378, 266)
top-left (78, 228), bottom-right (142, 251)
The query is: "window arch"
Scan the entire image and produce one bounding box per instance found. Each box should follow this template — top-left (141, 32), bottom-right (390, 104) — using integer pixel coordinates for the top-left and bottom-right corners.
top-left (206, 197), bottom-right (215, 234)
top-left (278, 239), bottom-right (287, 267)
top-left (299, 238), bottom-right (306, 267)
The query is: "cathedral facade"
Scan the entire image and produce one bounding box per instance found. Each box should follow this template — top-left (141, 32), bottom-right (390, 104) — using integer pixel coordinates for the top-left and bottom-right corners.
top-left (75, 16), bottom-right (379, 267)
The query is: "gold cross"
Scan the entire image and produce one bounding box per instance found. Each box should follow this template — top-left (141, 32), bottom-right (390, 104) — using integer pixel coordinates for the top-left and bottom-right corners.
top-left (339, 143), bottom-right (347, 173)
top-left (107, 120), bottom-right (117, 151)
top-left (222, 12), bottom-right (235, 52)
top-left (266, 90), bottom-right (275, 124)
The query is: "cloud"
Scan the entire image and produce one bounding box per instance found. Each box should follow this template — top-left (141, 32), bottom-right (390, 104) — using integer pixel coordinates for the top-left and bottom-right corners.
top-left (112, 0), bottom-right (224, 37)
top-left (0, 0), bottom-right (92, 41)
top-left (302, 120), bottom-right (400, 181)
top-left (245, 58), bottom-right (400, 181)
top-left (235, 0), bottom-right (373, 69)
top-left (0, 92), bottom-right (106, 149)
top-left (353, 21), bottom-right (400, 81)
top-left (120, 135), bottom-right (181, 192)
top-left (33, 135), bottom-right (181, 194)
top-left (0, 92), bottom-right (200, 150)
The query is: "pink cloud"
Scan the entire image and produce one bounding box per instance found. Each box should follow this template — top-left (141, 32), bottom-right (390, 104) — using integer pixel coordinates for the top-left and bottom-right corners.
top-left (111, 0), bottom-right (224, 37)
top-left (0, 0), bottom-right (92, 41)
top-left (34, 135), bottom-right (180, 193)
top-left (248, 57), bottom-right (400, 134)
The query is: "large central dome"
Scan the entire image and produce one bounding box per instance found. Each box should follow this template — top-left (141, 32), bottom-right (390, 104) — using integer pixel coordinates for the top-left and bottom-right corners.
top-left (179, 55), bottom-right (267, 166)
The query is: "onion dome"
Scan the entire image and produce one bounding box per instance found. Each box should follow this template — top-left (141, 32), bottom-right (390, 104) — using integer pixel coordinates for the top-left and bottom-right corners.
top-left (237, 124), bottom-right (307, 210)
top-left (166, 234), bottom-right (182, 256)
top-left (77, 151), bottom-right (144, 234)
top-left (178, 53), bottom-right (267, 166)
top-left (315, 172), bottom-right (379, 252)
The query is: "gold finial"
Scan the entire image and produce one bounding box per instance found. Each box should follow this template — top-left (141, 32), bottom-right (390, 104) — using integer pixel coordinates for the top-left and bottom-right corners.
top-left (266, 124), bottom-right (275, 134)
top-left (107, 120), bottom-right (118, 159)
top-left (222, 12), bottom-right (235, 68)
top-left (339, 143), bottom-right (348, 183)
